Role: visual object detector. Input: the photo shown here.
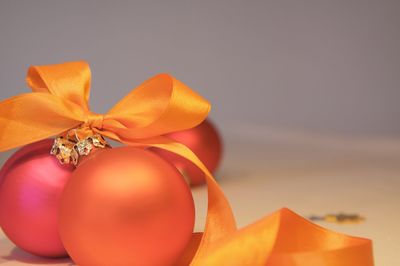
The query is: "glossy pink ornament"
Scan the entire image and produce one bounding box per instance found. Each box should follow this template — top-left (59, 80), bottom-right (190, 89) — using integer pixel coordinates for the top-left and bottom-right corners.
top-left (0, 139), bottom-right (74, 257)
top-left (152, 119), bottom-right (223, 186)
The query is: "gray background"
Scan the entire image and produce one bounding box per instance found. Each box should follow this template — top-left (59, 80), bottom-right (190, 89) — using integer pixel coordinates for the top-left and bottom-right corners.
top-left (1, 0), bottom-right (399, 136)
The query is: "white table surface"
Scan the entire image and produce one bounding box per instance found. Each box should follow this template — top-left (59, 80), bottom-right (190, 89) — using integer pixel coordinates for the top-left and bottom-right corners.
top-left (1, 127), bottom-right (399, 265)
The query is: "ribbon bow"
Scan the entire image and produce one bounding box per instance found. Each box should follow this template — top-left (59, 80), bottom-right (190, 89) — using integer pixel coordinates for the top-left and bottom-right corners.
top-left (0, 61), bottom-right (373, 265)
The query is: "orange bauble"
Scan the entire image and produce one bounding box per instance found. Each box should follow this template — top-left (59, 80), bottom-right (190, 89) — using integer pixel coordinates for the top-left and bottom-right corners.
top-left (152, 119), bottom-right (223, 186)
top-left (58, 147), bottom-right (195, 266)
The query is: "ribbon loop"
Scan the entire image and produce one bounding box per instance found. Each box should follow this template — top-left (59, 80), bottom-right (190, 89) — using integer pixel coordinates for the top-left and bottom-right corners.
top-left (105, 73), bottom-right (211, 139)
top-left (0, 93), bottom-right (83, 151)
top-left (26, 61), bottom-right (91, 110)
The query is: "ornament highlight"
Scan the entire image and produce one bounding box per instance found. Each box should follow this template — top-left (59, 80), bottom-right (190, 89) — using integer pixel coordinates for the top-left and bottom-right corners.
top-left (0, 139), bottom-right (73, 257)
top-left (59, 146), bottom-right (195, 266)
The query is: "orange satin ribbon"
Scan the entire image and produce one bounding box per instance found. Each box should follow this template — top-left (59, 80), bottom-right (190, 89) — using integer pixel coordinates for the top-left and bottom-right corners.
top-left (0, 61), bottom-right (373, 266)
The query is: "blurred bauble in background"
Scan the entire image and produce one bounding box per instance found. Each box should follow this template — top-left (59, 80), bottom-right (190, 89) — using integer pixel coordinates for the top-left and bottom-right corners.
top-left (0, 139), bottom-right (73, 257)
top-left (59, 147), bottom-right (195, 266)
top-left (152, 119), bottom-right (223, 186)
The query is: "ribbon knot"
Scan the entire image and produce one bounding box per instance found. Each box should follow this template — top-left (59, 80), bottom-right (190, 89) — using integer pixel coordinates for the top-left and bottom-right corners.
top-left (85, 113), bottom-right (104, 129)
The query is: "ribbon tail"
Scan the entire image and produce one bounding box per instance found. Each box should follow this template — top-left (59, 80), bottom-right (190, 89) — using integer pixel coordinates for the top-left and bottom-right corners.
top-left (191, 209), bottom-right (280, 265)
top-left (190, 208), bottom-right (374, 266)
top-left (0, 93), bottom-right (84, 151)
top-left (175, 232), bottom-right (203, 266)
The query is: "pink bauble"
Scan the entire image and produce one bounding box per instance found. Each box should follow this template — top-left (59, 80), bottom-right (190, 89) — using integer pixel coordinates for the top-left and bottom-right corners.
top-left (0, 139), bottom-right (74, 257)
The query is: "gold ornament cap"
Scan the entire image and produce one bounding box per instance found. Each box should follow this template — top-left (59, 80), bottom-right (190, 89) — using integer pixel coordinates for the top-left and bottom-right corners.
top-left (50, 128), bottom-right (109, 165)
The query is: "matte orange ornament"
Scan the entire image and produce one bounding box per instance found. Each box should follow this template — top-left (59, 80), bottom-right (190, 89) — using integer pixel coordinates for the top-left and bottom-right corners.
top-left (58, 146), bottom-right (195, 266)
top-left (152, 119), bottom-right (222, 186)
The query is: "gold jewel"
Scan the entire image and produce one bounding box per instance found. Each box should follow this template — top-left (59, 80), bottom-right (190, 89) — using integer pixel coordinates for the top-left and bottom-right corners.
top-left (50, 136), bottom-right (79, 165)
top-left (51, 128), bottom-right (109, 165)
top-left (309, 213), bottom-right (365, 224)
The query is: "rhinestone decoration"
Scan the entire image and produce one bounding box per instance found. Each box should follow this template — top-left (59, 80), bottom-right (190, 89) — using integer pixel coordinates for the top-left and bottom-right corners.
top-left (88, 135), bottom-right (108, 149)
top-left (75, 139), bottom-right (93, 156)
top-left (50, 136), bottom-right (79, 165)
top-left (51, 130), bottom-right (109, 166)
